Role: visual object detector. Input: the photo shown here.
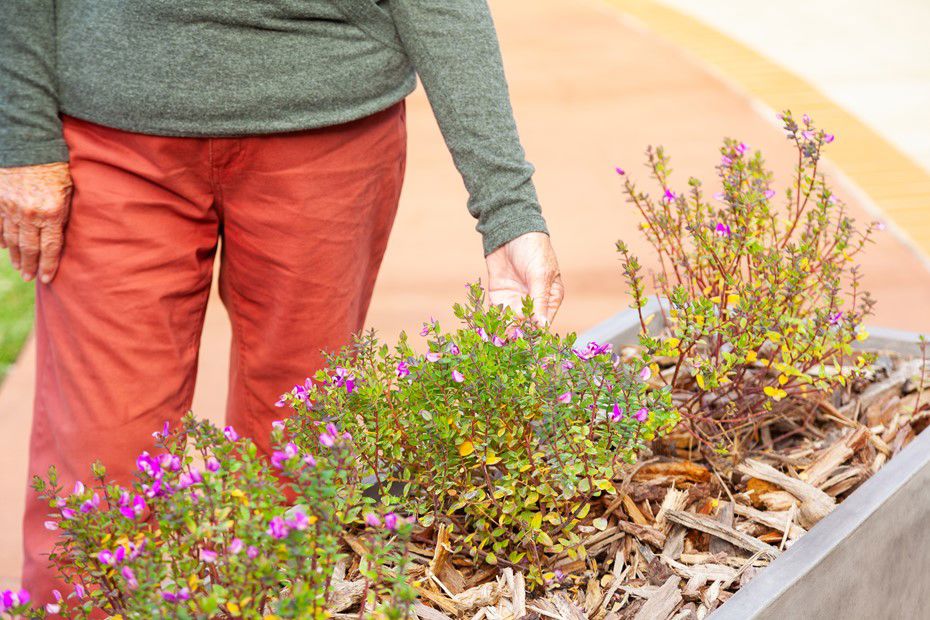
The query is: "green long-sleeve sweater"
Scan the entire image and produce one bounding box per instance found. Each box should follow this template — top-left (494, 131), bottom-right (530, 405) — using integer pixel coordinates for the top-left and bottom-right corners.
top-left (0, 0), bottom-right (547, 254)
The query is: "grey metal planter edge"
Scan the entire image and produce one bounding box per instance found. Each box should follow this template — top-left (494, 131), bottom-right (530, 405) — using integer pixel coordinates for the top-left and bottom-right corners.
top-left (578, 300), bottom-right (930, 620)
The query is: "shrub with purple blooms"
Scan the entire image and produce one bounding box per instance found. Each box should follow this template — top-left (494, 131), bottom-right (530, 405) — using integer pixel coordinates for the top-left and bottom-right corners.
top-left (28, 415), bottom-right (415, 619)
top-left (616, 111), bottom-right (877, 453)
top-left (281, 285), bottom-right (677, 583)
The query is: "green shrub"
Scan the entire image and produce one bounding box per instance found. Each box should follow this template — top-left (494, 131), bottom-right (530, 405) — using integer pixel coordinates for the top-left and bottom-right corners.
top-left (616, 112), bottom-right (877, 453)
top-left (29, 415), bottom-right (414, 619)
top-left (282, 285), bottom-right (676, 583)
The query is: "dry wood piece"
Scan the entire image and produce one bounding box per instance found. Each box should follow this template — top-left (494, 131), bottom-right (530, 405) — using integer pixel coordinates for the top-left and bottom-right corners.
top-left (635, 462), bottom-right (711, 484)
top-left (633, 576), bottom-right (682, 620)
top-left (664, 510), bottom-right (777, 559)
top-left (801, 426), bottom-right (868, 487)
top-left (737, 459), bottom-right (835, 528)
top-left (616, 519), bottom-right (667, 548)
top-left (709, 501), bottom-right (737, 555)
top-left (732, 503), bottom-right (806, 539)
top-left (328, 579), bottom-right (366, 613)
top-left (413, 601), bottom-right (454, 620)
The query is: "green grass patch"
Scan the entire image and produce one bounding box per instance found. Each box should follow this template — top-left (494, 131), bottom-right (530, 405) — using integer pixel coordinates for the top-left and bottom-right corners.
top-left (0, 260), bottom-right (35, 380)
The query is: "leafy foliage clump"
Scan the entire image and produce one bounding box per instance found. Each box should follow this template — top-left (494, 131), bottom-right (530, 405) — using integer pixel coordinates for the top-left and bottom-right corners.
top-left (283, 285), bottom-right (677, 582)
top-left (617, 112), bottom-right (877, 452)
top-left (29, 415), bottom-right (414, 619)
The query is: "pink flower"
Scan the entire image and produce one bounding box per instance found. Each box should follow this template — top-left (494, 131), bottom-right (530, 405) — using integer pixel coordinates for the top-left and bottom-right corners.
top-left (224, 426), bottom-right (239, 442)
top-left (802, 113), bottom-right (811, 125)
top-left (74, 584), bottom-right (86, 599)
top-left (43, 520), bottom-right (58, 531)
top-left (73, 481), bottom-right (85, 495)
top-left (639, 366), bottom-right (652, 381)
top-left (634, 407), bottom-right (649, 422)
top-left (736, 142), bottom-right (748, 154)
top-left (823, 133), bottom-right (835, 143)
top-left (828, 311), bottom-right (843, 326)
top-left (396, 361), bottom-right (410, 379)
top-left (426, 351), bottom-right (441, 363)
top-left (712, 192), bottom-right (725, 201)
top-left (557, 392), bottom-right (572, 404)
top-left (303, 454), bottom-right (317, 467)
top-left (206, 457), bottom-right (221, 472)
top-left (610, 404), bottom-right (624, 422)
top-left (715, 223), bottom-right (732, 238)
top-left (229, 538), bottom-right (244, 555)
top-left (452, 370), bottom-right (465, 383)
top-left (721, 155), bottom-right (733, 166)
top-left (615, 166), bottom-right (625, 175)
top-left (764, 189), bottom-right (776, 199)
top-left (663, 189), bottom-right (678, 202)
top-left (97, 550), bottom-right (115, 566)
top-left (286, 508), bottom-right (310, 531)
top-left (267, 516), bottom-right (290, 539)
top-left (200, 548), bottom-right (218, 563)
top-left (121, 566), bottom-right (138, 589)
top-left (60, 508), bottom-right (76, 520)
top-left (247, 546), bottom-right (259, 559)
top-left (492, 335), bottom-right (506, 347)
top-left (365, 513), bottom-right (382, 527)
top-left (384, 512), bottom-right (400, 531)
top-left (319, 432), bottom-right (335, 448)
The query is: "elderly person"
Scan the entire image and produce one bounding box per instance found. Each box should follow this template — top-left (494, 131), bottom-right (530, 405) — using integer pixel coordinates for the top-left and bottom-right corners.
top-left (0, 0), bottom-right (563, 602)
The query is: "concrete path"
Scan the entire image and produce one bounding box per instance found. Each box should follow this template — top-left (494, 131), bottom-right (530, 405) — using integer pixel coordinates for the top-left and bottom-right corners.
top-left (2, 0), bottom-right (929, 589)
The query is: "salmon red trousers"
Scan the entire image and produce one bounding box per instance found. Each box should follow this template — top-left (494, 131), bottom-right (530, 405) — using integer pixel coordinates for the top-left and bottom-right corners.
top-left (22, 102), bottom-right (407, 600)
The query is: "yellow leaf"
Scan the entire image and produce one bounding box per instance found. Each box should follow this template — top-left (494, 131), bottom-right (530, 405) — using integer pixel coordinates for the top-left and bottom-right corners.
top-left (485, 451), bottom-right (501, 465)
top-left (745, 350), bottom-right (758, 363)
top-left (763, 386), bottom-right (787, 401)
top-left (577, 503), bottom-right (592, 519)
top-left (710, 296), bottom-right (722, 304)
top-left (458, 441), bottom-right (475, 457)
top-left (227, 603), bottom-right (241, 616)
top-left (695, 374), bottom-right (706, 390)
top-left (727, 294), bottom-right (740, 305)
top-left (189, 573), bottom-right (200, 592)
top-left (766, 331), bottom-right (782, 344)
top-left (856, 330), bottom-right (870, 342)
top-left (643, 313), bottom-right (656, 326)
top-left (778, 374), bottom-right (789, 385)
top-left (537, 531), bottom-right (554, 547)
top-left (593, 517), bottom-right (608, 531)
top-left (530, 512), bottom-right (543, 530)
top-left (800, 257), bottom-right (810, 270)
top-left (666, 337), bottom-right (681, 348)
top-left (485, 552), bottom-right (498, 565)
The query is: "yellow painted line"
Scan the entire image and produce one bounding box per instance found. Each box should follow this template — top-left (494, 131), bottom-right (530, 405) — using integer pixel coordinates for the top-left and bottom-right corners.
top-left (605, 0), bottom-right (930, 257)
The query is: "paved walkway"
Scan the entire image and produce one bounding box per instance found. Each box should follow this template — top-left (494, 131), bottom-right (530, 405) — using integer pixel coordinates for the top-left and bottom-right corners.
top-left (1, 0), bottom-right (929, 589)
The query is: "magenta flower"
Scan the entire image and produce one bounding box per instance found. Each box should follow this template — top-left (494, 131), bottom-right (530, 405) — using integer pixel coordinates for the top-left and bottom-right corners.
top-left (452, 369), bottom-right (465, 383)
top-left (802, 113), bottom-right (811, 125)
top-left (721, 155), bottom-right (733, 166)
top-left (736, 142), bottom-right (748, 154)
top-left (829, 311), bottom-right (843, 326)
top-left (635, 407), bottom-right (649, 422)
top-left (764, 189), bottom-right (776, 199)
top-left (80, 493), bottom-right (101, 513)
top-left (663, 188), bottom-right (678, 202)
top-left (610, 404), bottom-right (624, 422)
top-left (43, 520), bottom-right (58, 531)
top-left (561, 360), bottom-right (575, 371)
top-left (247, 545), bottom-right (259, 559)
top-left (286, 508), bottom-right (310, 531)
top-left (383, 512), bottom-right (400, 531)
top-left (224, 426), bottom-right (239, 442)
top-left (573, 341), bottom-right (612, 360)
top-left (303, 453), bottom-right (317, 467)
top-left (60, 507), bottom-right (76, 520)
top-left (715, 222), bottom-right (732, 238)
top-left (426, 351), bottom-right (441, 363)
top-left (267, 516), bottom-right (290, 539)
top-left (121, 566), bottom-right (138, 589)
top-left (448, 342), bottom-right (461, 355)
top-left (396, 361), bottom-right (410, 379)
top-left (177, 469), bottom-right (202, 490)
top-left (557, 392), bottom-right (572, 404)
top-left (97, 550), bottom-right (115, 566)
top-left (823, 133), bottom-right (835, 143)
top-left (365, 513), bottom-right (382, 527)
top-left (615, 166), bottom-right (625, 175)
top-left (74, 584), bottom-right (86, 599)
top-left (206, 457), bottom-right (221, 473)
top-left (229, 538), bottom-right (243, 554)
top-left (113, 545), bottom-right (126, 564)
top-left (272, 442), bottom-right (300, 468)
top-left (492, 335), bottom-right (506, 347)
top-left (200, 548), bottom-right (218, 563)
top-left (332, 367), bottom-right (356, 394)
top-left (639, 366), bottom-right (652, 381)
top-left (118, 494), bottom-right (147, 520)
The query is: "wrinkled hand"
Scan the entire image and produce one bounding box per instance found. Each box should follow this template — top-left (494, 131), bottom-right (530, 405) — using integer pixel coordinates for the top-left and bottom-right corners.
top-left (0, 162), bottom-right (73, 283)
top-left (486, 231), bottom-right (564, 325)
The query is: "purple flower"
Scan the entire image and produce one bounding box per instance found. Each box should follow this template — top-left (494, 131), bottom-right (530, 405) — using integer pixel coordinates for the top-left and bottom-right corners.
top-left (121, 566), bottom-right (138, 589)
top-left (721, 155), bottom-right (733, 166)
top-left (247, 546), bottom-right (259, 559)
top-left (136, 452), bottom-right (157, 477)
top-left (561, 360), bottom-right (575, 371)
top-left (448, 342), bottom-right (461, 355)
top-left (97, 550), bottom-right (115, 566)
top-left (823, 133), bottom-right (835, 143)
top-left (74, 584), bottom-right (86, 599)
top-left (715, 222), bottom-right (732, 238)
top-left (802, 113), bottom-right (811, 125)
top-left (476, 328), bottom-right (489, 342)
top-left (200, 548), bottom-right (218, 563)
top-left (736, 142), bottom-right (748, 154)
top-left (383, 512), bottom-right (400, 531)
top-left (615, 166), bottom-right (625, 176)
top-left (610, 404), bottom-right (624, 422)
top-left (365, 513), bottom-right (381, 527)
top-left (224, 426), bottom-right (239, 442)
top-left (764, 189), bottom-right (776, 199)
top-left (557, 392), bottom-right (572, 404)
top-left (80, 493), bottom-right (101, 513)
top-left (303, 454), bottom-right (317, 467)
top-left (452, 369), bottom-right (465, 383)
top-left (639, 366), bottom-right (652, 381)
top-left (712, 192), bottom-right (725, 201)
top-left (426, 351), bottom-right (441, 363)
top-left (61, 508), bottom-right (76, 520)
top-left (663, 188), bottom-right (678, 202)
top-left (573, 341), bottom-right (612, 360)
top-left (162, 591), bottom-right (178, 603)
top-left (492, 335), bottom-right (506, 347)
top-left (828, 311), bottom-right (843, 326)
top-left (396, 361), bottom-right (410, 379)
top-left (177, 469), bottom-right (202, 490)
top-left (44, 520), bottom-right (58, 531)
top-left (510, 327), bottom-right (525, 341)
top-left (802, 130), bottom-right (815, 141)
top-left (332, 367), bottom-right (357, 394)
top-left (286, 508), bottom-right (310, 531)
top-left (206, 457), bottom-right (221, 473)
top-left (73, 481), bottom-right (85, 495)
top-left (635, 407), bottom-right (649, 422)
top-left (229, 538), bottom-right (244, 555)
top-left (267, 516), bottom-right (290, 540)
top-left (319, 433), bottom-right (335, 448)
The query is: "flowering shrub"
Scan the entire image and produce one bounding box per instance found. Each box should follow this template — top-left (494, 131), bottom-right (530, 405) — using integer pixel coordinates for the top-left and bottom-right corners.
top-left (281, 285), bottom-right (676, 582)
top-left (29, 415), bottom-right (414, 619)
top-left (616, 112), bottom-right (877, 451)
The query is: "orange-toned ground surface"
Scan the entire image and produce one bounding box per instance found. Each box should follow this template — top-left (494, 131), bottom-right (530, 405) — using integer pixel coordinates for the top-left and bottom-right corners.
top-left (1, 0), bottom-right (928, 589)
